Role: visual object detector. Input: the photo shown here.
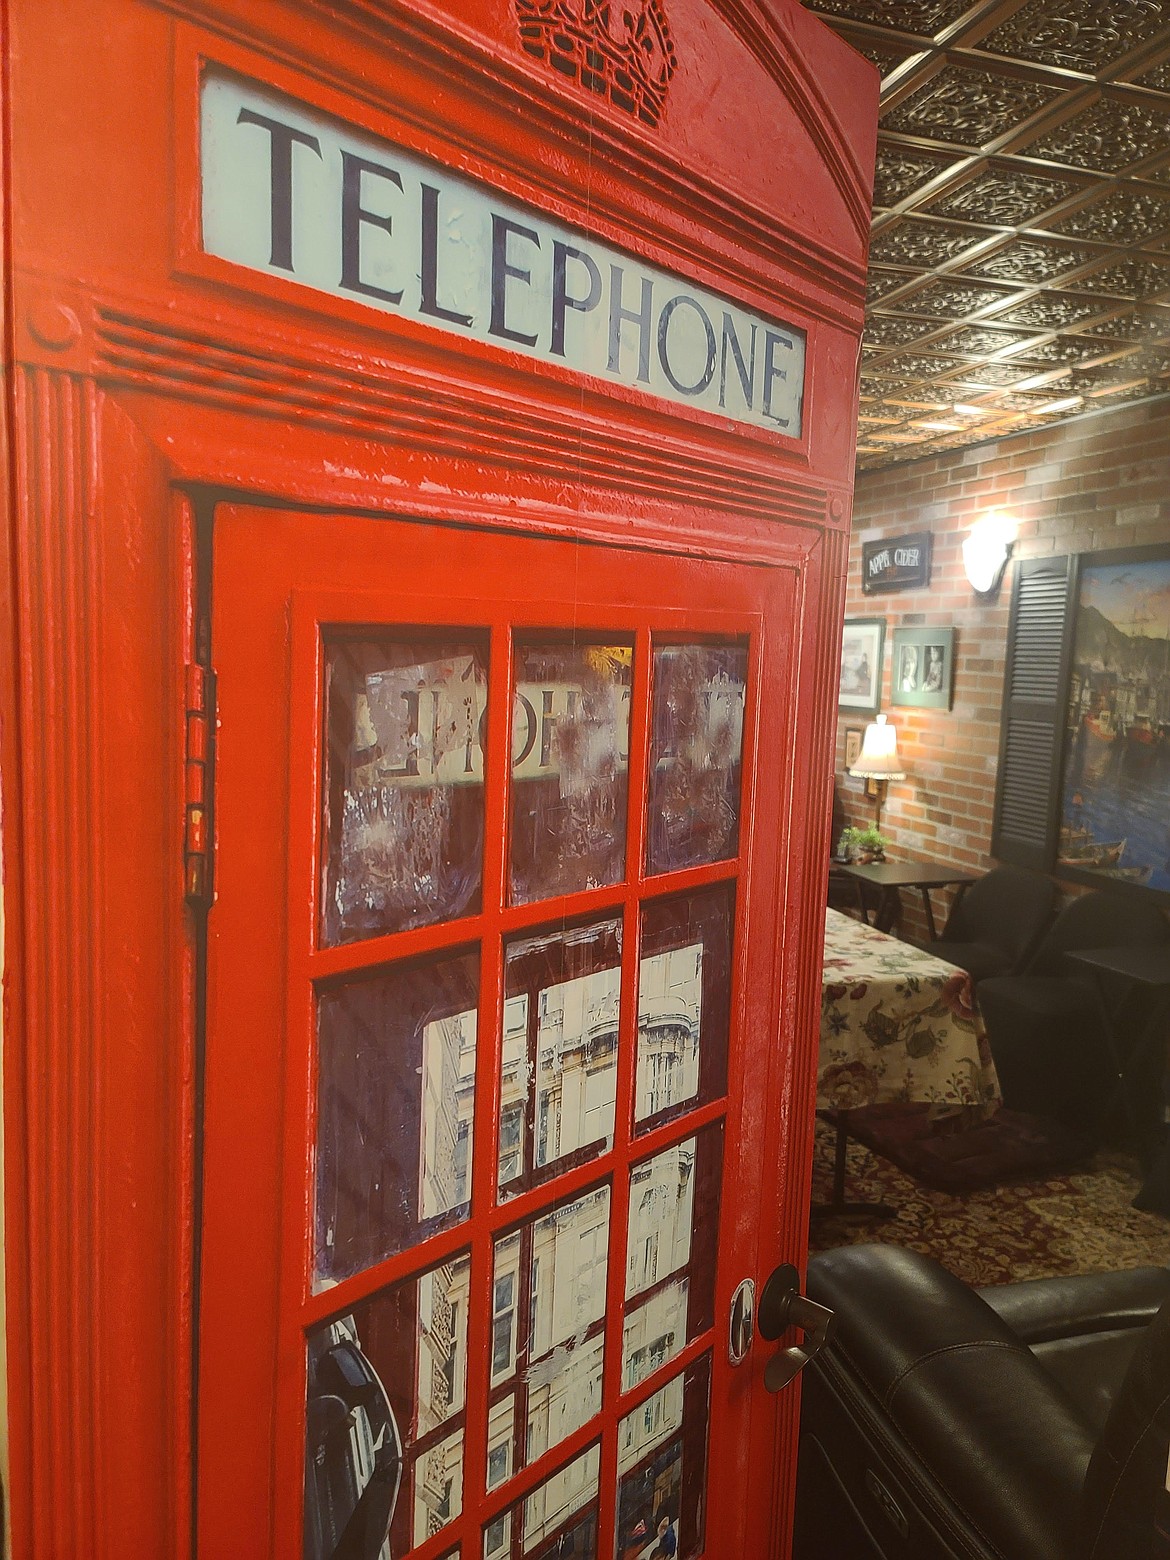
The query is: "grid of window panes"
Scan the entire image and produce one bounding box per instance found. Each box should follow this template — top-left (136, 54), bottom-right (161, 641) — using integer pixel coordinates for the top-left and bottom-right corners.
top-left (303, 627), bottom-right (747, 1560)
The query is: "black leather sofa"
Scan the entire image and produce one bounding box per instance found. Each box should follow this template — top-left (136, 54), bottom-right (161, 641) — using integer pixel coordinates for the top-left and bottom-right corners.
top-left (794, 1243), bottom-right (1170, 1560)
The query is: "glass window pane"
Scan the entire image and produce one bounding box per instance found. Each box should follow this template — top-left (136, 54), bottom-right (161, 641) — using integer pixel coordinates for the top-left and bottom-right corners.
top-left (305, 1253), bottom-right (470, 1560)
top-left (646, 643), bottom-right (747, 876)
top-left (322, 638), bottom-right (488, 945)
top-left (510, 642), bottom-right (632, 905)
top-left (501, 918), bottom-right (622, 1197)
top-left (316, 953), bottom-right (478, 1286)
top-left (616, 1356), bottom-right (711, 1560)
top-left (635, 888), bottom-right (733, 1131)
top-left (622, 1128), bottom-right (722, 1392)
top-left (490, 1188), bottom-right (610, 1481)
top-left (482, 1445), bottom-right (600, 1560)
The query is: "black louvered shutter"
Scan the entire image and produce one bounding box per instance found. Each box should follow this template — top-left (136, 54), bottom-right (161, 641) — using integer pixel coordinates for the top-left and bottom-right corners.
top-left (990, 554), bottom-right (1077, 869)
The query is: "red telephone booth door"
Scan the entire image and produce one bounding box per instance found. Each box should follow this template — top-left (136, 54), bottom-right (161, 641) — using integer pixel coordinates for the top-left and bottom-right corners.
top-left (199, 501), bottom-right (806, 1560)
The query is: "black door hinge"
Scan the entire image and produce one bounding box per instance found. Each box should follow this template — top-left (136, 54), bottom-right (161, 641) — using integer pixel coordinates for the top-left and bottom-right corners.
top-left (184, 662), bottom-right (217, 907)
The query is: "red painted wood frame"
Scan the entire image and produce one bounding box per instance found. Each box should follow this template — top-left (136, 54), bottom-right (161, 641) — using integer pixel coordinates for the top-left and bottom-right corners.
top-left (1, 2), bottom-right (877, 1556)
top-left (204, 505), bottom-right (791, 1559)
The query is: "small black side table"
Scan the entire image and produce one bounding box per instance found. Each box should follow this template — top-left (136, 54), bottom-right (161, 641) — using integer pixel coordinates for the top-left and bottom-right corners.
top-left (838, 860), bottom-right (977, 940)
top-left (1067, 944), bottom-right (1170, 1213)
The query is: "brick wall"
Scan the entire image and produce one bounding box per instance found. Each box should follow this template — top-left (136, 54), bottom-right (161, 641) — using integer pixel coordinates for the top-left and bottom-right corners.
top-left (835, 394), bottom-right (1170, 930)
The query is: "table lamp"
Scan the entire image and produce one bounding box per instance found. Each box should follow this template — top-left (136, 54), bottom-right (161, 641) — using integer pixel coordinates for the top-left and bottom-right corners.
top-left (848, 713), bottom-right (905, 832)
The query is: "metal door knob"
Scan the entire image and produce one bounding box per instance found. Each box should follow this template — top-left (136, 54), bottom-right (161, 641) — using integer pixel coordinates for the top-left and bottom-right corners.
top-left (756, 1263), bottom-right (836, 1393)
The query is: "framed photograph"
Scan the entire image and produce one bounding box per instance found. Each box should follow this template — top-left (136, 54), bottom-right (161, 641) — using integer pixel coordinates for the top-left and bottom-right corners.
top-left (1058, 543), bottom-right (1170, 900)
top-left (844, 726), bottom-right (863, 770)
top-left (838, 618), bottom-right (885, 714)
top-left (891, 626), bottom-right (954, 709)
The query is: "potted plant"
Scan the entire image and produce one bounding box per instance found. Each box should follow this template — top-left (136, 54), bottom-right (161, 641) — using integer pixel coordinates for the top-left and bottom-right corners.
top-left (839, 824), bottom-right (890, 864)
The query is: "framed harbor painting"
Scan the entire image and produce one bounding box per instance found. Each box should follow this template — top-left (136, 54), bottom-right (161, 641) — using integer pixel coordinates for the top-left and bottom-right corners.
top-left (838, 617), bottom-right (884, 714)
top-left (1059, 543), bottom-right (1170, 898)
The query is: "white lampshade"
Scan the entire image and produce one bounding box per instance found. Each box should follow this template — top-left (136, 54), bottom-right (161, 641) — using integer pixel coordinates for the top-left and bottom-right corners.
top-left (849, 714), bottom-right (905, 780)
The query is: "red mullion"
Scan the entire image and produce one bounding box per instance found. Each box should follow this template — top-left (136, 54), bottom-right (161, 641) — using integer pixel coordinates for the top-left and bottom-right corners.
top-left (467, 1336), bottom-right (715, 1545)
top-left (272, 599), bottom-right (333, 1560)
top-left (299, 1227), bottom-right (474, 1329)
top-left (596, 624), bottom-right (654, 1560)
top-left (613, 1330), bottom-right (713, 1422)
top-left (635, 855), bottom-right (738, 903)
top-left (497, 879), bottom-right (627, 935)
top-left (304, 912), bottom-right (488, 983)
top-left (461, 617), bottom-right (514, 1560)
top-left (400, 1520), bottom-right (465, 1560)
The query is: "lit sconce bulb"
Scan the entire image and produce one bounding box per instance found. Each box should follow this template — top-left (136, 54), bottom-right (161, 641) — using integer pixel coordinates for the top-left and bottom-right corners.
top-left (963, 512), bottom-right (1017, 596)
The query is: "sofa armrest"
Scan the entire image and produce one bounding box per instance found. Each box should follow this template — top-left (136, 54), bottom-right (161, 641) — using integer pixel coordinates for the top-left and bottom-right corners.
top-left (977, 1266), bottom-right (1170, 1344)
top-left (806, 1245), bottom-right (1096, 1560)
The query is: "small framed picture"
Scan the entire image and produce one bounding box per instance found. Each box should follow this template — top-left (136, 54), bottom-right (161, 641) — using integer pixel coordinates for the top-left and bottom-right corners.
top-left (844, 726), bottom-right (863, 770)
top-left (891, 626), bottom-right (955, 710)
top-left (838, 618), bottom-right (885, 714)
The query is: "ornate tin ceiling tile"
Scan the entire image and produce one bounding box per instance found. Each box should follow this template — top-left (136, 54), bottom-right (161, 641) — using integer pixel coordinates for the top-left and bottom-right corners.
top-left (939, 324), bottom-right (1035, 355)
top-left (868, 217), bottom-right (993, 267)
top-left (1051, 185), bottom-right (1170, 242)
top-left (864, 314), bottom-right (938, 347)
top-left (926, 166), bottom-right (1081, 226)
top-left (1072, 255), bottom-right (1170, 295)
top-left (860, 375), bottom-right (916, 397)
top-left (807, 1), bottom-right (973, 35)
top-left (1008, 334), bottom-right (1112, 363)
top-left (1133, 56), bottom-right (1170, 91)
top-left (873, 144), bottom-right (954, 207)
top-left (948, 360), bottom-right (1035, 385)
top-left (891, 278), bottom-right (1019, 317)
top-left (978, 1), bottom-right (1167, 75)
top-left (962, 236), bottom-right (1098, 282)
top-left (1080, 307), bottom-right (1170, 338)
top-left (881, 66), bottom-right (1063, 147)
top-left (851, 40), bottom-right (924, 75)
top-left (1025, 96), bottom-right (1170, 171)
top-left (867, 268), bottom-right (922, 301)
top-left (882, 352), bottom-right (967, 376)
top-left (994, 293), bottom-right (1105, 328)
top-left (1126, 344), bottom-right (1170, 375)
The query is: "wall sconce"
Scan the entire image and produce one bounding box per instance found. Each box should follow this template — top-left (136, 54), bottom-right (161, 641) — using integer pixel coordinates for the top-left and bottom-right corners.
top-left (847, 713), bottom-right (906, 832)
top-left (963, 513), bottom-right (1016, 597)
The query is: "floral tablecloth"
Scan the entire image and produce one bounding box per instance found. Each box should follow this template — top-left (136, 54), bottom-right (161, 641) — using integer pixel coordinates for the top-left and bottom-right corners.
top-left (819, 908), bottom-right (1001, 1110)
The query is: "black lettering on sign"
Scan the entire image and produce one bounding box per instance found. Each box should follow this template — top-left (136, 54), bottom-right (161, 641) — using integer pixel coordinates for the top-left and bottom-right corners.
top-left (720, 313), bottom-right (756, 410)
top-left (235, 108), bottom-right (322, 272)
top-left (340, 152), bottom-right (405, 305)
top-left (419, 183), bottom-right (473, 327)
top-left (607, 265), bottom-right (654, 384)
top-left (550, 241), bottom-right (603, 357)
top-left (490, 215), bottom-right (541, 347)
top-left (657, 296), bottom-right (717, 396)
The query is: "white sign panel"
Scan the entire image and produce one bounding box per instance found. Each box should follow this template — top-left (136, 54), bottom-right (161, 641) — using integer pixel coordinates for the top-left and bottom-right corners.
top-left (201, 71), bottom-right (806, 436)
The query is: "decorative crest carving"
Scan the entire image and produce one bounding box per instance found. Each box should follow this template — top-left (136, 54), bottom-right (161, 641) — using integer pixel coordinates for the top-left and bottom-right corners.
top-left (515, 0), bottom-right (677, 127)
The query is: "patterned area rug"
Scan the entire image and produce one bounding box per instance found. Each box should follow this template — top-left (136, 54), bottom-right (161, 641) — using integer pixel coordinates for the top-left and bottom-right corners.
top-left (808, 1117), bottom-right (1170, 1287)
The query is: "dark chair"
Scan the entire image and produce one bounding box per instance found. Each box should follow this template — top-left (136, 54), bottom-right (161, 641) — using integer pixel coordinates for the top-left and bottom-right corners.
top-left (926, 864), bottom-right (1056, 982)
top-left (978, 890), bottom-right (1169, 1141)
top-left (794, 1242), bottom-right (1170, 1560)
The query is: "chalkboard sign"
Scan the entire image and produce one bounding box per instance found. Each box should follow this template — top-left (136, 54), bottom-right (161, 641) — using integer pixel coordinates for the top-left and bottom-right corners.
top-left (862, 532), bottom-right (932, 593)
